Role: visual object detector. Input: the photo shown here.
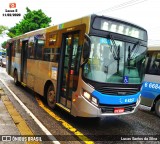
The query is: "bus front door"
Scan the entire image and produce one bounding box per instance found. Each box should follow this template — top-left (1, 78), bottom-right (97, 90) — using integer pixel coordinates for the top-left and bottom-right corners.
top-left (21, 40), bottom-right (28, 84)
top-left (58, 32), bottom-right (80, 109)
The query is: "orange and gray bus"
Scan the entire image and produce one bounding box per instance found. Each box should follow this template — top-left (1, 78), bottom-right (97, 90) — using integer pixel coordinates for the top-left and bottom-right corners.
top-left (7, 14), bottom-right (148, 117)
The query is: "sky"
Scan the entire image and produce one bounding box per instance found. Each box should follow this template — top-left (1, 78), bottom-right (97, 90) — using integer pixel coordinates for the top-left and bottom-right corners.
top-left (0, 0), bottom-right (160, 46)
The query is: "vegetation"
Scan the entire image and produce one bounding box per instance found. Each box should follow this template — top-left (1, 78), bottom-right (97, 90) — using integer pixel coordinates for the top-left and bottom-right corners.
top-left (0, 25), bottom-right (8, 35)
top-left (1, 41), bottom-right (7, 48)
top-left (7, 7), bottom-right (52, 37)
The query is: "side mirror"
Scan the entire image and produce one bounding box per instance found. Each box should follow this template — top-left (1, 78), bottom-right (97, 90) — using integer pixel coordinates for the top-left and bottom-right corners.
top-left (83, 34), bottom-right (91, 60)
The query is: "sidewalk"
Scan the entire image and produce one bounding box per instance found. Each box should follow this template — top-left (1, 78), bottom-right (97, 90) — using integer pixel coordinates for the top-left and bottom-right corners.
top-left (0, 87), bottom-right (22, 135)
top-left (0, 83), bottom-right (41, 144)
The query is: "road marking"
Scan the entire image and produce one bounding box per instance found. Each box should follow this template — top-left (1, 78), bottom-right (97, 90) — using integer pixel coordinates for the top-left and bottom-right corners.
top-left (0, 79), bottom-right (60, 144)
top-left (36, 96), bottom-right (94, 144)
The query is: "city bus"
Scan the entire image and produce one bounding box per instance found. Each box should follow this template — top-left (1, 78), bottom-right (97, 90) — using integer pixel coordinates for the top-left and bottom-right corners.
top-left (6, 14), bottom-right (148, 117)
top-left (141, 46), bottom-right (160, 117)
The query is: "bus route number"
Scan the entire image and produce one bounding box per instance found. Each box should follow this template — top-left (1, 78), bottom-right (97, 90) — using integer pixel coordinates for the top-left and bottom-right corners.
top-left (124, 98), bottom-right (134, 103)
top-left (145, 82), bottom-right (160, 90)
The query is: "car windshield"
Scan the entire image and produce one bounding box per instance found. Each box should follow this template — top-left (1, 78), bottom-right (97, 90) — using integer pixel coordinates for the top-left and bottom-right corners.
top-left (83, 36), bottom-right (147, 84)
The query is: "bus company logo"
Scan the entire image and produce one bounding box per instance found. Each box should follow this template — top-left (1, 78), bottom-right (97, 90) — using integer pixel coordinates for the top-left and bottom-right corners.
top-left (9, 3), bottom-right (16, 8)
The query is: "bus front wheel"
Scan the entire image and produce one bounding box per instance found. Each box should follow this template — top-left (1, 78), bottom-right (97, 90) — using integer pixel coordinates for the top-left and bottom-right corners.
top-left (155, 99), bottom-right (160, 117)
top-left (47, 85), bottom-right (56, 109)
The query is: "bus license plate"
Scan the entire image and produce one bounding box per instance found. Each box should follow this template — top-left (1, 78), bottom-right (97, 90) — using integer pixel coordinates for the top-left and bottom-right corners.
top-left (114, 108), bottom-right (124, 113)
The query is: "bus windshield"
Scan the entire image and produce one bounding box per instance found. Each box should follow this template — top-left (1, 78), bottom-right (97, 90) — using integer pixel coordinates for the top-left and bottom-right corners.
top-left (83, 36), bottom-right (147, 84)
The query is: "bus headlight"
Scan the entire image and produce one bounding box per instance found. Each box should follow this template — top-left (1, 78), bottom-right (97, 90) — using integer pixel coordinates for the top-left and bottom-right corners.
top-left (91, 97), bottom-right (98, 105)
top-left (83, 90), bottom-right (98, 106)
top-left (83, 91), bottom-right (91, 100)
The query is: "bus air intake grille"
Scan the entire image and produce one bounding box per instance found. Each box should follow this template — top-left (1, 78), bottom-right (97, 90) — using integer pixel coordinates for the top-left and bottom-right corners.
top-left (99, 103), bottom-right (136, 113)
top-left (96, 87), bottom-right (139, 95)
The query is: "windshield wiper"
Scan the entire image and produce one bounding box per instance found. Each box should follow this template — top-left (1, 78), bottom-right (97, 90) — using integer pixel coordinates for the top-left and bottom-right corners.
top-left (130, 41), bottom-right (140, 59)
top-left (108, 34), bottom-right (119, 60)
top-left (127, 41), bottom-right (140, 68)
top-left (107, 34), bottom-right (120, 73)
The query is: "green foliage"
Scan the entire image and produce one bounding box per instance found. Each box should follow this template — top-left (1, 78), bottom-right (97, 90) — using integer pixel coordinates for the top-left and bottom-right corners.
top-left (7, 7), bottom-right (51, 37)
top-left (1, 41), bottom-right (7, 48)
top-left (0, 25), bottom-right (8, 35)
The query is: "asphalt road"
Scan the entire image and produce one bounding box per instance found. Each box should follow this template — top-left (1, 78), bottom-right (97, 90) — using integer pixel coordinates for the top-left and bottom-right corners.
top-left (0, 67), bottom-right (160, 144)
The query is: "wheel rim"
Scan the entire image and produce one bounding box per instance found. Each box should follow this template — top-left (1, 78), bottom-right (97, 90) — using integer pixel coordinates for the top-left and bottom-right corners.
top-left (158, 105), bottom-right (160, 113)
top-left (48, 89), bottom-right (55, 104)
top-left (14, 72), bottom-right (17, 83)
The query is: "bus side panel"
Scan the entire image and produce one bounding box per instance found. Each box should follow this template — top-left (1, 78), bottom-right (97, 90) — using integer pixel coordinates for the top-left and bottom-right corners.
top-left (26, 59), bottom-right (57, 96)
top-left (11, 57), bottom-right (15, 77)
top-left (13, 56), bottom-right (21, 82)
top-left (27, 59), bottom-right (39, 89)
top-left (141, 80), bottom-right (160, 107)
top-left (36, 61), bottom-right (58, 96)
top-left (141, 90), bottom-right (155, 107)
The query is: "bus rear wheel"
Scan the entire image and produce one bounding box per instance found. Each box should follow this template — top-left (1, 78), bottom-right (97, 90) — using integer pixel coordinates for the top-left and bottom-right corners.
top-left (47, 85), bottom-right (56, 109)
top-left (14, 70), bottom-right (19, 86)
top-left (155, 99), bottom-right (160, 117)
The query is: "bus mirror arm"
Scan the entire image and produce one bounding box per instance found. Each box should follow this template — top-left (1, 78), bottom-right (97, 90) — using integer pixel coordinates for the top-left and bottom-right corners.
top-left (80, 58), bottom-right (89, 67)
top-left (83, 34), bottom-right (91, 60)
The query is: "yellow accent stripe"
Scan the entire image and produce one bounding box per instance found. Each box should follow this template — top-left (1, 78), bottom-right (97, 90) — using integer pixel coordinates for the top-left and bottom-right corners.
top-left (56, 103), bottom-right (70, 113)
top-left (36, 96), bottom-right (94, 144)
top-left (21, 82), bottom-right (27, 87)
top-left (2, 95), bottom-right (40, 144)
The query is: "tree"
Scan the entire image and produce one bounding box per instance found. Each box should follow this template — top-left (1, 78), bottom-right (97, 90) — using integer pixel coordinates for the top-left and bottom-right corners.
top-left (1, 41), bottom-right (7, 49)
top-left (7, 7), bottom-right (51, 37)
top-left (0, 25), bottom-right (8, 35)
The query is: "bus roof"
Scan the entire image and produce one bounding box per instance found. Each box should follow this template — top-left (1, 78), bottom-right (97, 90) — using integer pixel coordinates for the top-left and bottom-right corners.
top-left (8, 28), bottom-right (46, 43)
top-left (46, 15), bottom-right (90, 33)
top-left (148, 46), bottom-right (160, 52)
top-left (7, 14), bottom-right (147, 42)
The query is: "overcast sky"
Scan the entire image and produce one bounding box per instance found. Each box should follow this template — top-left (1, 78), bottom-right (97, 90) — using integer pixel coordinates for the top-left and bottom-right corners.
top-left (0, 0), bottom-right (160, 46)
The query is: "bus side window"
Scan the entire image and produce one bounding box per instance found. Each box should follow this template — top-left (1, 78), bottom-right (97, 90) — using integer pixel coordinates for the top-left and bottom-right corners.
top-left (158, 63), bottom-right (160, 74)
top-left (28, 37), bottom-right (35, 59)
top-left (43, 48), bottom-right (60, 62)
top-left (12, 41), bottom-right (16, 57)
top-left (148, 52), bottom-right (160, 75)
top-left (36, 39), bottom-right (44, 60)
top-left (15, 39), bottom-right (21, 57)
top-left (149, 61), bottom-right (158, 74)
top-left (43, 48), bottom-right (50, 61)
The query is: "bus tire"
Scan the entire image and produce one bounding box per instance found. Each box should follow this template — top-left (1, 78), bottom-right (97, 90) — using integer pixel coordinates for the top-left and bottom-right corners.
top-left (47, 85), bottom-right (56, 109)
top-left (14, 70), bottom-right (19, 86)
top-left (155, 99), bottom-right (160, 117)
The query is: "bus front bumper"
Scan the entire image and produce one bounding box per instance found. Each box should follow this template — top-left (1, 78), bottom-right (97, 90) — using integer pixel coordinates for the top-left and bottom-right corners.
top-left (71, 95), bottom-right (141, 117)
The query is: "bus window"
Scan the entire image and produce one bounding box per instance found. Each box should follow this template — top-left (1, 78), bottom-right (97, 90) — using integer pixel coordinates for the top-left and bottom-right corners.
top-left (36, 39), bottom-right (45, 60)
top-left (12, 41), bottom-right (16, 57)
top-left (15, 39), bottom-right (21, 57)
top-left (147, 52), bottom-right (160, 75)
top-left (43, 48), bottom-right (60, 62)
top-left (28, 36), bottom-right (35, 59)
